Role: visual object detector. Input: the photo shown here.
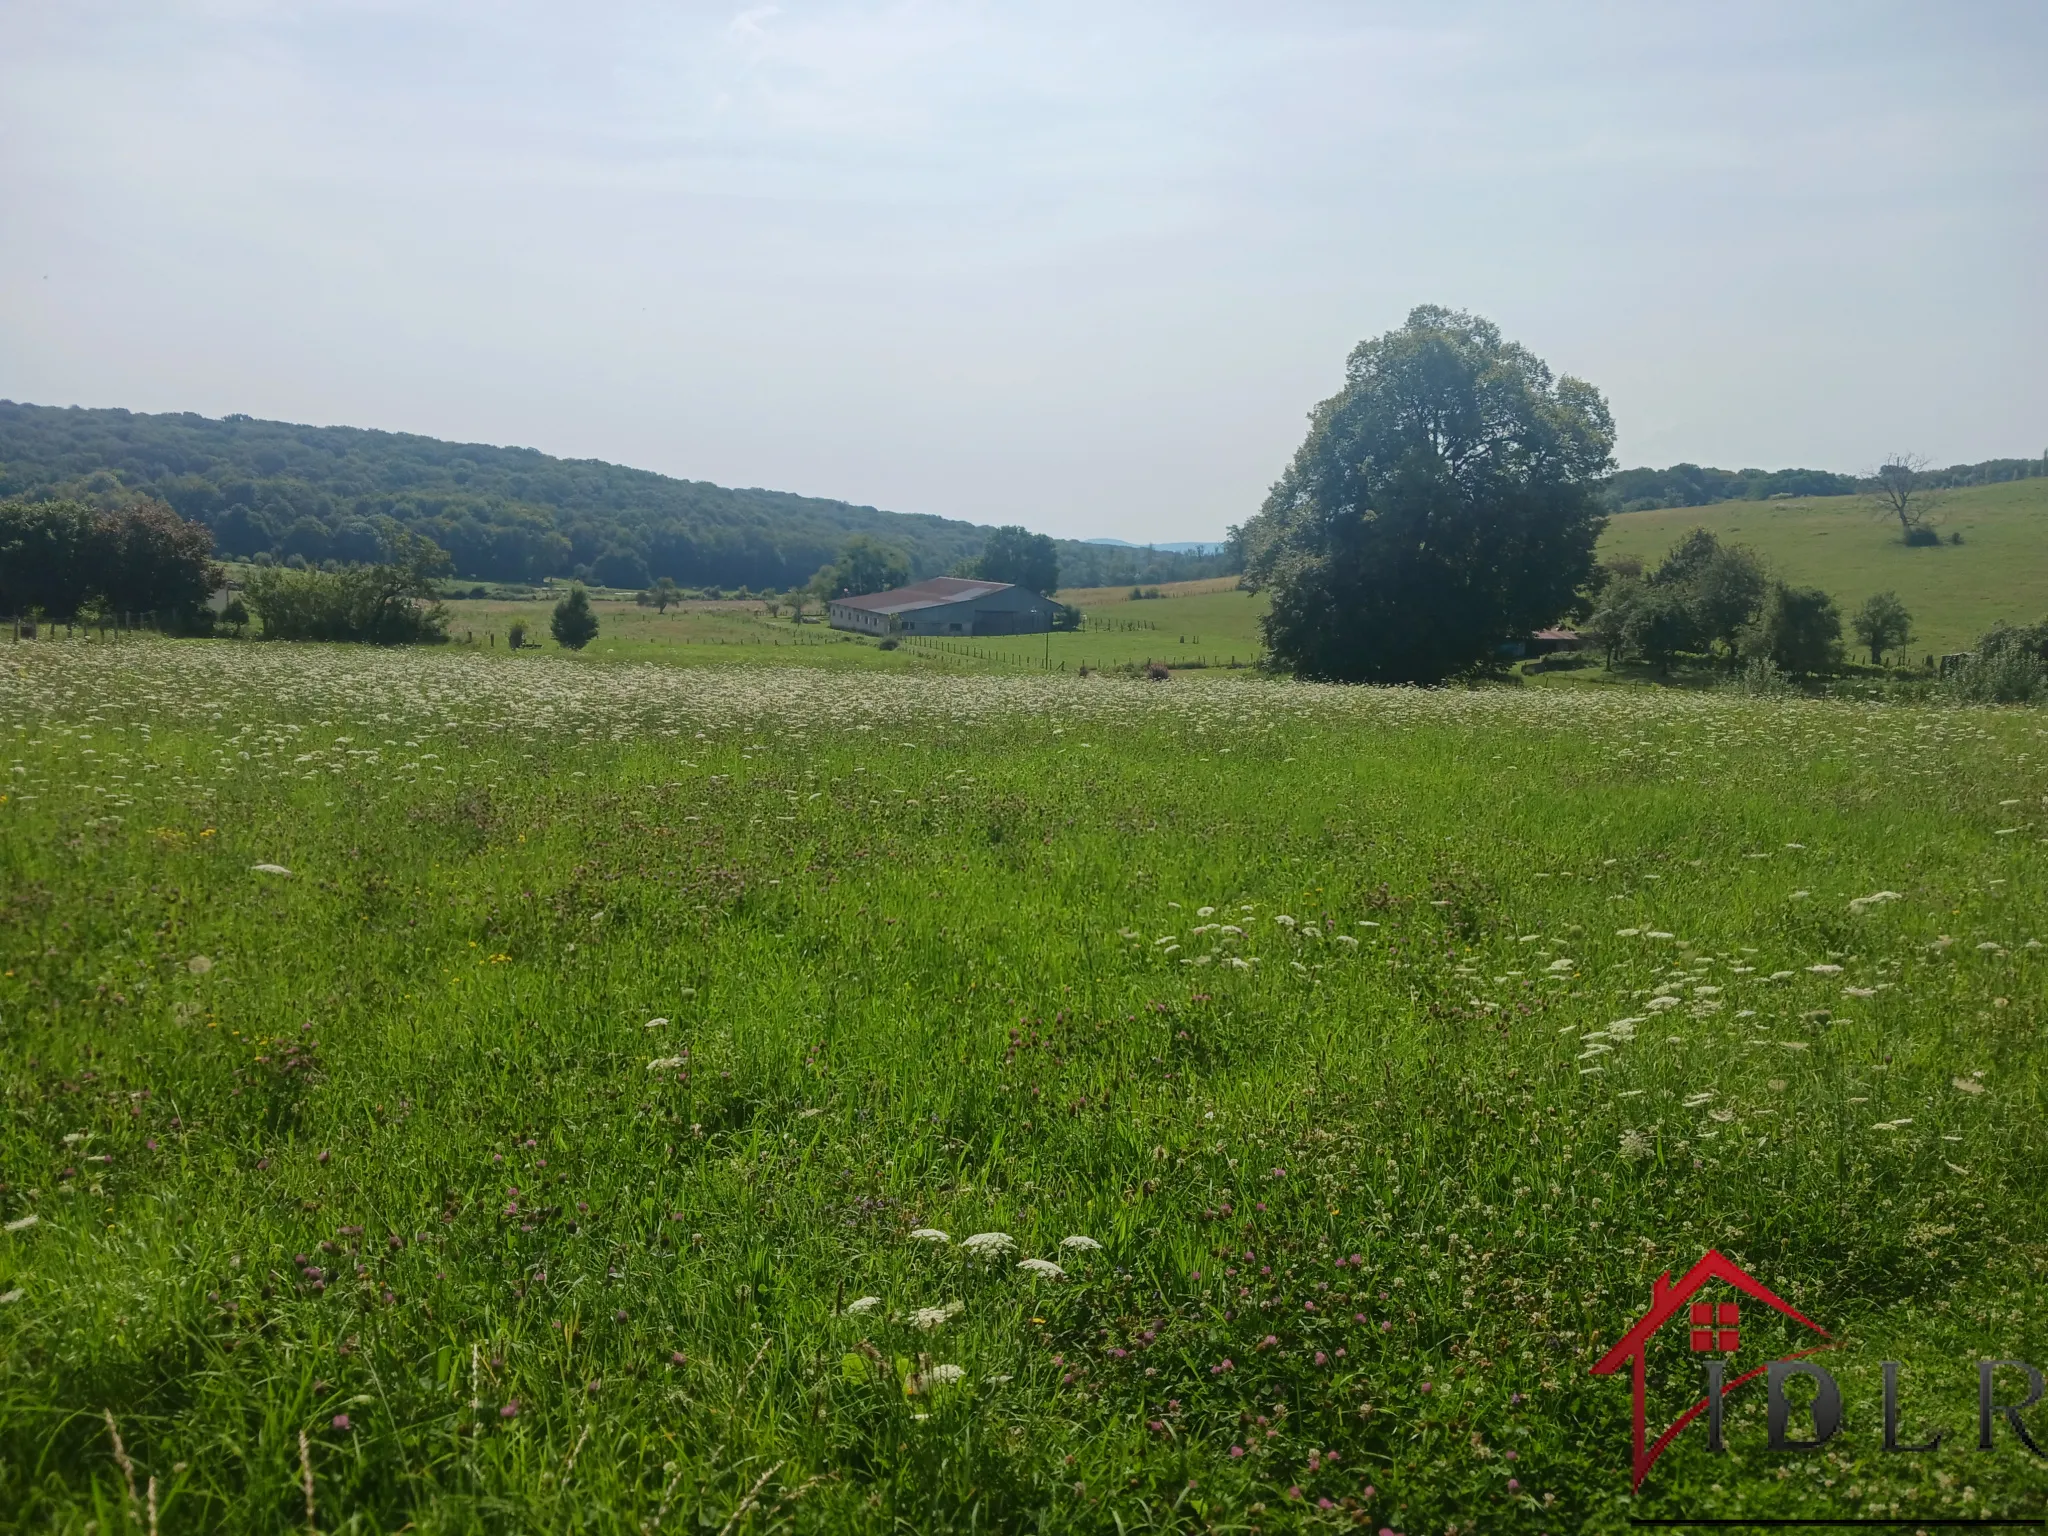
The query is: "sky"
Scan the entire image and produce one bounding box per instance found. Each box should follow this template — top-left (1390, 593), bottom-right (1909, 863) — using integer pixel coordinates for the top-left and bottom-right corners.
top-left (3, 1), bottom-right (2043, 544)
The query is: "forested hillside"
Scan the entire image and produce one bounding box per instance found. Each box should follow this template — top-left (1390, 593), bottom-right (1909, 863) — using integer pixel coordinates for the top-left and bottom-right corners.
top-left (0, 402), bottom-right (1232, 590)
top-left (1606, 454), bottom-right (2046, 511)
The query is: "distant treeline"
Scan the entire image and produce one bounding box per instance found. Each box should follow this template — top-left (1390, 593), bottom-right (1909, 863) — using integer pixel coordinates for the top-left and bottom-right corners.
top-left (0, 402), bottom-right (1235, 591)
top-left (1606, 453), bottom-right (2048, 512)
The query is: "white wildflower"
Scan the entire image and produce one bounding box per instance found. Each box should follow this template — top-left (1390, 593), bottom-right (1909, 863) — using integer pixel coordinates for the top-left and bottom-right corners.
top-left (1017, 1258), bottom-right (1065, 1278)
top-left (1059, 1235), bottom-right (1102, 1251)
top-left (0, 1289), bottom-right (21, 1305)
top-left (644, 1016), bottom-right (669, 1029)
top-left (1546, 958), bottom-right (1575, 972)
top-left (962, 1232), bottom-right (1015, 1258)
top-left (1789, 890), bottom-right (1811, 900)
top-left (1807, 964), bottom-right (1843, 975)
top-left (1196, 906), bottom-right (1215, 917)
top-left (1615, 927), bottom-right (1642, 938)
top-left (909, 1300), bottom-right (966, 1329)
top-left (845, 1296), bottom-right (883, 1315)
top-left (646, 1056), bottom-right (685, 1071)
top-left (187, 955), bottom-right (214, 975)
top-left (1848, 891), bottom-right (1903, 914)
top-left (250, 863), bottom-right (291, 876)
top-left (1871, 1119), bottom-right (1913, 1132)
top-left (1619, 1128), bottom-right (1654, 1161)
top-left (1274, 914), bottom-right (1296, 928)
top-left (908, 1229), bottom-right (951, 1244)
top-left (917, 1363), bottom-right (966, 1387)
top-left (1646, 931), bottom-right (1675, 940)
top-left (3, 1214), bottom-right (37, 1232)
top-left (1843, 986), bottom-right (1878, 999)
top-left (1952, 1077), bottom-right (1986, 1095)
top-left (1682, 1091), bottom-right (1717, 1108)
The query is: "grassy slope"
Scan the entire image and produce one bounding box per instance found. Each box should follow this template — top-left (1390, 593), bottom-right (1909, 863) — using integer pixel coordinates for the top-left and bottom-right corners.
top-left (424, 585), bottom-right (1276, 675)
top-left (1598, 479), bottom-right (2048, 660)
top-left (3, 639), bottom-right (2046, 1532)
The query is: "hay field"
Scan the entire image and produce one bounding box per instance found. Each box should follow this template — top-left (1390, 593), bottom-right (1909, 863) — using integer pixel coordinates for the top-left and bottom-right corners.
top-left (2, 638), bottom-right (2045, 1532)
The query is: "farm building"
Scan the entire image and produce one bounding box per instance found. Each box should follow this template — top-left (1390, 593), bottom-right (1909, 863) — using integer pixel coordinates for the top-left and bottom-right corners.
top-left (1497, 627), bottom-right (1585, 659)
top-left (827, 578), bottom-right (1053, 637)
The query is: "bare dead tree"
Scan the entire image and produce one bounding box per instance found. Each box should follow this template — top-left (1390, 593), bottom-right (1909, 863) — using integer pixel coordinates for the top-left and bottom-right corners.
top-left (1869, 453), bottom-right (1942, 542)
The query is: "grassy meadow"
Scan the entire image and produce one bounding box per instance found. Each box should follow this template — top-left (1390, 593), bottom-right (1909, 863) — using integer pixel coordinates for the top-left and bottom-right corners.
top-left (417, 476), bottom-right (2048, 685)
top-left (1597, 478), bottom-right (2048, 661)
top-left (2, 637), bottom-right (2047, 1533)
top-left (426, 579), bottom-right (1273, 677)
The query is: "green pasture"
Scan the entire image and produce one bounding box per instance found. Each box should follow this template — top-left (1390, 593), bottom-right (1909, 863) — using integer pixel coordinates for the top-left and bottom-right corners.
top-left (2, 638), bottom-right (2046, 1532)
top-left (1598, 478), bottom-right (2048, 660)
top-left (429, 584), bottom-right (1274, 676)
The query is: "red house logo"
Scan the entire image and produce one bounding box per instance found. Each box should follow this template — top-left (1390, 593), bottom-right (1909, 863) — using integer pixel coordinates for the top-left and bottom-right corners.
top-left (1590, 1250), bottom-right (1833, 1488)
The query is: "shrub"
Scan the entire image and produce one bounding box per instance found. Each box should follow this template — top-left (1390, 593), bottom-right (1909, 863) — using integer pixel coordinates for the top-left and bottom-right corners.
top-left (551, 585), bottom-right (599, 649)
top-left (1729, 657), bottom-right (1796, 697)
top-left (877, 637), bottom-right (899, 651)
top-left (1941, 650), bottom-right (2047, 705)
top-left (1902, 525), bottom-right (1941, 547)
top-left (508, 620), bottom-right (528, 650)
top-left (1747, 583), bottom-right (1842, 674)
top-left (244, 532), bottom-right (451, 644)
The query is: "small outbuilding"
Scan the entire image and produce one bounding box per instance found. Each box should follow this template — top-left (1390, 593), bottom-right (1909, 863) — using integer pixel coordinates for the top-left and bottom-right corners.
top-left (1498, 627), bottom-right (1585, 659)
top-left (827, 578), bottom-right (1052, 637)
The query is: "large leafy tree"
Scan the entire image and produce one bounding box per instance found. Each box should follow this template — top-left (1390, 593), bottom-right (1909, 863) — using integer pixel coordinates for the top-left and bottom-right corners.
top-left (1238, 306), bottom-right (1614, 683)
top-left (97, 501), bottom-right (222, 616)
top-left (0, 499), bottom-right (101, 618)
top-left (972, 526), bottom-right (1060, 596)
top-left (813, 536), bottom-right (910, 600)
top-left (0, 497), bottom-right (221, 621)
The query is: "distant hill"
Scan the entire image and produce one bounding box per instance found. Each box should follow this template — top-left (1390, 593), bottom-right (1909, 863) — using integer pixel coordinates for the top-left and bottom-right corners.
top-left (1606, 454), bottom-right (2046, 512)
top-left (1085, 538), bottom-right (1230, 555)
top-left (0, 401), bottom-right (1235, 591)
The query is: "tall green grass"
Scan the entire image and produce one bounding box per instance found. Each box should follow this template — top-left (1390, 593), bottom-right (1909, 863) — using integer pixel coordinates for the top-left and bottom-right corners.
top-left (1, 639), bottom-right (2044, 1531)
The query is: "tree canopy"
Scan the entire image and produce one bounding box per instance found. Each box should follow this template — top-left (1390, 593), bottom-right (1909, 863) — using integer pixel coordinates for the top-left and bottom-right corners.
top-left (971, 526), bottom-right (1059, 595)
top-left (1237, 306), bottom-right (1614, 684)
top-left (0, 497), bottom-right (220, 622)
top-left (812, 536), bottom-right (910, 600)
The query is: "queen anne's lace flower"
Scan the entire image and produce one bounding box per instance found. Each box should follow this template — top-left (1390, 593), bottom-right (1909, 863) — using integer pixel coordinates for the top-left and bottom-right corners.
top-left (845, 1296), bottom-right (883, 1315)
top-left (962, 1231), bottom-right (1015, 1258)
top-left (1017, 1258), bottom-right (1064, 1278)
top-left (908, 1229), bottom-right (950, 1244)
top-left (1058, 1235), bottom-right (1101, 1251)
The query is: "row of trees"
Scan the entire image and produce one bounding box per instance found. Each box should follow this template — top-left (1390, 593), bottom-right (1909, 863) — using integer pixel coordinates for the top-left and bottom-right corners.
top-left (0, 498), bottom-right (221, 626)
top-left (1583, 529), bottom-right (1916, 674)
